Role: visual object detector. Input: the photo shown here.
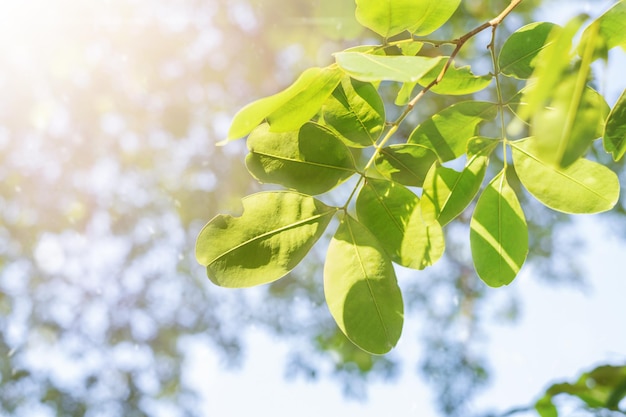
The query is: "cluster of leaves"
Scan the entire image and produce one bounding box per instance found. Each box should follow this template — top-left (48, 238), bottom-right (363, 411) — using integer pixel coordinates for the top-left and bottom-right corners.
top-left (535, 364), bottom-right (626, 417)
top-left (196, 0), bottom-right (626, 355)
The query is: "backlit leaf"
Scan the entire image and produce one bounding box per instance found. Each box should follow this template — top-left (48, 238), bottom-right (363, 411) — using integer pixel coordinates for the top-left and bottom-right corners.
top-left (354, 0), bottom-right (459, 38)
top-left (322, 76), bottom-right (385, 147)
top-left (357, 178), bottom-right (444, 269)
top-left (418, 62), bottom-right (493, 95)
top-left (324, 214), bottom-right (403, 354)
top-left (374, 144), bottom-right (438, 187)
top-left (421, 153), bottom-right (488, 226)
top-left (196, 191), bottom-right (337, 287)
top-left (409, 101), bottom-right (498, 161)
top-left (511, 139), bottom-right (620, 214)
top-left (267, 66), bottom-right (343, 132)
top-left (603, 89), bottom-right (626, 161)
top-left (519, 16), bottom-right (586, 120)
top-left (408, 0), bottom-right (461, 36)
top-left (581, 0), bottom-right (626, 57)
top-left (470, 169), bottom-right (528, 287)
top-left (499, 22), bottom-right (557, 79)
top-left (335, 52), bottom-right (443, 83)
top-left (529, 81), bottom-right (609, 167)
top-left (225, 66), bottom-right (342, 141)
top-left (246, 122), bottom-right (356, 195)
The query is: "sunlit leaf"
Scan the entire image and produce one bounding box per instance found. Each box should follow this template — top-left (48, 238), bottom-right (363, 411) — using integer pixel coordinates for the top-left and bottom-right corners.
top-left (408, 0), bottom-right (461, 36)
top-left (421, 153), bottom-right (488, 226)
top-left (604, 89), bottom-right (626, 161)
top-left (466, 136), bottom-right (500, 158)
top-left (399, 41), bottom-right (424, 56)
top-left (246, 122), bottom-right (357, 195)
top-left (267, 66), bottom-right (343, 132)
top-left (374, 144), bottom-right (438, 187)
top-left (357, 178), bottom-right (444, 269)
top-left (324, 214), bottom-right (403, 354)
top-left (535, 365), bottom-right (626, 416)
top-left (529, 81), bottom-right (609, 167)
top-left (519, 16), bottom-right (586, 120)
top-left (335, 52), bottom-right (443, 83)
top-left (225, 66), bottom-right (342, 141)
top-left (499, 22), bottom-right (557, 79)
top-left (417, 62), bottom-right (493, 95)
top-left (196, 191), bottom-right (337, 287)
top-left (511, 139), bottom-right (620, 214)
top-left (470, 169), bottom-right (528, 287)
top-left (581, 0), bottom-right (626, 59)
top-left (354, 0), bottom-right (459, 38)
top-left (321, 76), bottom-right (386, 147)
top-left (409, 101), bottom-right (498, 161)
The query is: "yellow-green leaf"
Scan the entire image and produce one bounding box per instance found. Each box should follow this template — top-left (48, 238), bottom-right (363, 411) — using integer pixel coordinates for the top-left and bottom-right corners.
top-left (511, 139), bottom-right (620, 214)
top-left (357, 178), bottom-right (444, 269)
top-left (246, 122), bottom-right (356, 195)
top-left (470, 169), bottom-right (528, 287)
top-left (196, 191), bottom-right (336, 287)
top-left (324, 214), bottom-right (403, 354)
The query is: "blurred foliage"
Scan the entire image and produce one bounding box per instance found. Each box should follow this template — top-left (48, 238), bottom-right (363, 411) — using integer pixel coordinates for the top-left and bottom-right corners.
top-left (0, 0), bottom-right (623, 416)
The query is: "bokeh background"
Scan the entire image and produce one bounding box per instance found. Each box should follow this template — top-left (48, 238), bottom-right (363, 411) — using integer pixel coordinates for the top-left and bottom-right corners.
top-left (0, 0), bottom-right (625, 416)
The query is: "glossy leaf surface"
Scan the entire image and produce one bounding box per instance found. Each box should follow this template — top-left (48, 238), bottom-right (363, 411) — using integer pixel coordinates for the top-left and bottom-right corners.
top-left (604, 89), bottom-right (626, 161)
top-left (374, 144), bottom-right (438, 187)
top-left (196, 192), bottom-right (336, 287)
top-left (511, 139), bottom-right (620, 214)
top-left (470, 169), bottom-right (528, 287)
top-left (322, 76), bottom-right (385, 147)
top-left (357, 178), bottom-right (444, 269)
top-left (418, 62), bottom-right (493, 95)
top-left (226, 66), bottom-right (341, 141)
top-left (499, 22), bottom-right (557, 79)
top-left (354, 0), bottom-right (460, 38)
top-left (409, 101), bottom-right (498, 161)
top-left (590, 0), bottom-right (626, 53)
top-left (246, 123), bottom-right (356, 195)
top-left (335, 52), bottom-right (443, 83)
top-left (421, 154), bottom-right (488, 226)
top-left (324, 214), bottom-right (403, 354)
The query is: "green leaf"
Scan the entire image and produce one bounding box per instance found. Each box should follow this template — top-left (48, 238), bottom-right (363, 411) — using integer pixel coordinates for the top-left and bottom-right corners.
top-left (519, 16), bottom-right (586, 120)
top-left (421, 153), bottom-right (488, 226)
top-left (470, 169), bottom-right (528, 287)
top-left (529, 81), bottom-right (609, 167)
top-left (537, 365), bottom-right (626, 415)
top-left (246, 122), bottom-right (356, 195)
top-left (196, 191), bottom-right (336, 288)
top-left (267, 66), bottom-right (343, 132)
top-left (395, 81), bottom-right (418, 106)
top-left (324, 214), bottom-right (403, 354)
top-left (374, 144), bottom-right (438, 187)
top-left (417, 61), bottom-right (493, 95)
top-left (511, 139), bottom-right (620, 214)
top-left (225, 66), bottom-right (342, 141)
top-left (499, 22), bottom-right (557, 79)
top-left (408, 101), bottom-right (498, 161)
top-left (408, 0), bottom-right (461, 36)
top-left (335, 52), bottom-right (443, 83)
top-left (321, 76), bottom-right (386, 147)
top-left (356, 178), bottom-right (445, 269)
top-left (466, 136), bottom-right (500, 158)
top-left (582, 0), bottom-right (626, 56)
top-left (354, 0), bottom-right (459, 38)
top-left (604, 89), bottom-right (626, 161)
top-left (535, 396), bottom-right (559, 417)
